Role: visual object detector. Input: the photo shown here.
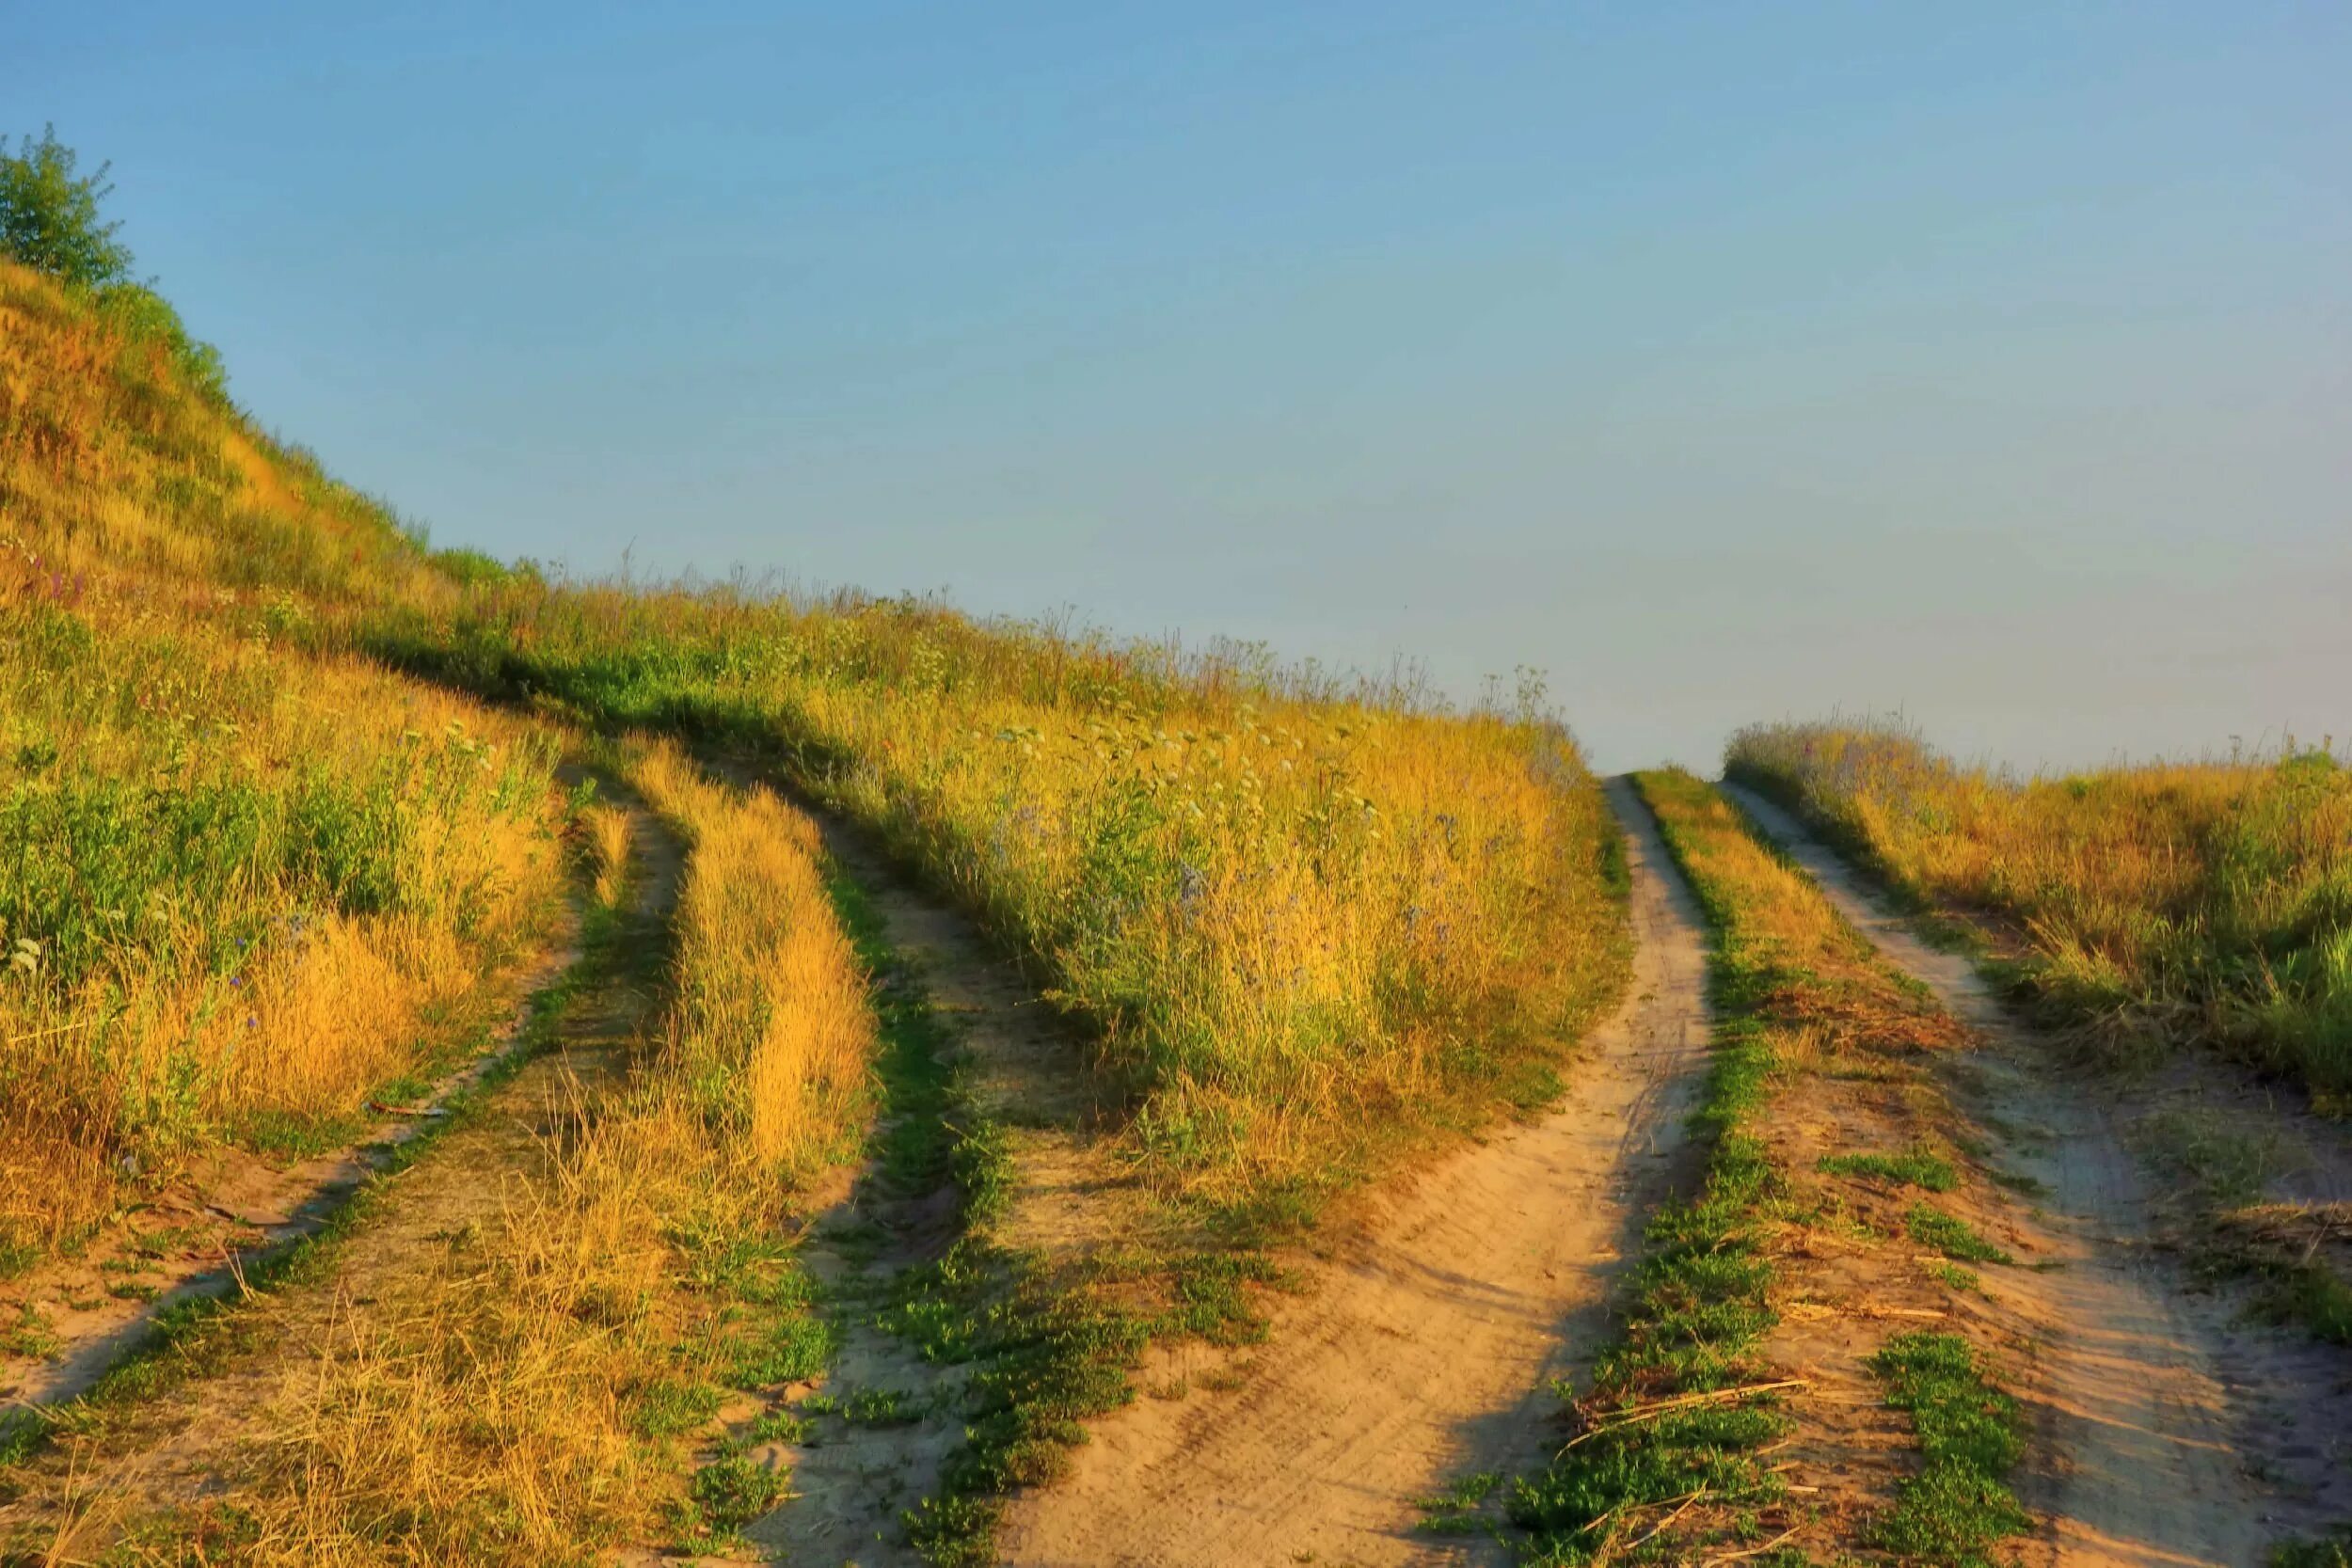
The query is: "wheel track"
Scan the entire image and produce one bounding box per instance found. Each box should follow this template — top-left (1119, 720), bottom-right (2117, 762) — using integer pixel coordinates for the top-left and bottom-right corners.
top-left (1725, 782), bottom-right (2352, 1568)
top-left (998, 776), bottom-right (1715, 1568)
top-left (0, 790), bottom-right (684, 1553)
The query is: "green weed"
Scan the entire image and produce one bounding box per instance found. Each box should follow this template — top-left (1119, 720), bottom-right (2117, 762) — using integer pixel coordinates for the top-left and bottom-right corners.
top-left (1819, 1145), bottom-right (1958, 1193)
top-left (1905, 1206), bottom-right (2013, 1266)
top-left (1867, 1332), bottom-right (2028, 1565)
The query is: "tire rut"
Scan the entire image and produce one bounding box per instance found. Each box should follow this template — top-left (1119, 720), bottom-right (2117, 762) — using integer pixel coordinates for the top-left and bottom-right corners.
top-left (0, 793), bottom-right (684, 1550)
top-left (1724, 783), bottom-right (2352, 1568)
top-left (707, 778), bottom-right (1151, 1568)
top-left (996, 775), bottom-right (1714, 1568)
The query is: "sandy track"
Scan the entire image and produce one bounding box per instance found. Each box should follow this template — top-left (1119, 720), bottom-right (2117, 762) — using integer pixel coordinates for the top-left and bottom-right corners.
top-left (998, 777), bottom-right (1714, 1568)
top-left (1725, 784), bottom-right (2352, 1568)
top-left (742, 798), bottom-right (1143, 1568)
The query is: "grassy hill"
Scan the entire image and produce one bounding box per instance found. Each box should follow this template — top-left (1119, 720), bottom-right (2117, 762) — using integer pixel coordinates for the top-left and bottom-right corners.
top-left (1, 256), bottom-right (571, 1263)
top-left (1, 244), bottom-right (1629, 1257)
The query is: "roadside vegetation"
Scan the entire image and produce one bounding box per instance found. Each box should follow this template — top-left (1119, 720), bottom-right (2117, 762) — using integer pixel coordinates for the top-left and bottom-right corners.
top-left (367, 585), bottom-right (1632, 1224)
top-left (8, 740), bottom-right (879, 1563)
top-left (1508, 768), bottom-right (2028, 1564)
top-left (2, 131), bottom-right (1637, 1560)
top-left (196, 740), bottom-right (872, 1562)
top-left (1726, 717), bottom-right (2352, 1092)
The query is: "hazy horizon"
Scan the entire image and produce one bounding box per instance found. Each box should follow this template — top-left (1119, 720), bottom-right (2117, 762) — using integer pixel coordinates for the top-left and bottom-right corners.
top-left (16, 3), bottom-right (2348, 773)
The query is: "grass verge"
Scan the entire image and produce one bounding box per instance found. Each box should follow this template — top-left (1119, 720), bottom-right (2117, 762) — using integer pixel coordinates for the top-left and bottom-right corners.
top-left (1867, 1333), bottom-right (2029, 1565)
top-left (1500, 768), bottom-right (2034, 1565)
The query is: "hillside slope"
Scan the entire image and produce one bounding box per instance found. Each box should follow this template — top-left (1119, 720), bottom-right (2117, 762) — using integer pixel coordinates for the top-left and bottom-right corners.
top-left (1, 257), bottom-right (572, 1262)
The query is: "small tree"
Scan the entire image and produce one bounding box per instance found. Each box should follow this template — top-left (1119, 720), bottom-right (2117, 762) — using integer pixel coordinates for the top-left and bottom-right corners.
top-left (0, 126), bottom-right (137, 288)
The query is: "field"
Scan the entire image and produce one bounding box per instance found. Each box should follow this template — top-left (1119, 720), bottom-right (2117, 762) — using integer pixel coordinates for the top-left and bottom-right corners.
top-left (8, 198), bottom-right (2352, 1568)
top-left (1726, 718), bottom-right (2352, 1090)
top-left (365, 583), bottom-right (1631, 1222)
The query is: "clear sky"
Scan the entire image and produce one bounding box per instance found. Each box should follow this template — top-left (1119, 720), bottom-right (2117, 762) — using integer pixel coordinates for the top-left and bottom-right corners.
top-left (14, 2), bottom-right (2348, 772)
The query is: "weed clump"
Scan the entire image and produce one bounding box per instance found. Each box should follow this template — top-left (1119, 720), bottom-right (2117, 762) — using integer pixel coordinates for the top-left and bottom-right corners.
top-left (1867, 1331), bottom-right (2029, 1564)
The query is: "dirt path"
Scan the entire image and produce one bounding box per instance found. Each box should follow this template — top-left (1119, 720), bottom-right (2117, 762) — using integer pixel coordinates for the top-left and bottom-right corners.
top-left (0, 797), bottom-right (683, 1553)
top-left (730, 794), bottom-right (1153, 1568)
top-left (996, 776), bottom-right (1714, 1568)
top-left (0, 941), bottom-right (580, 1418)
top-left (809, 813), bottom-right (1146, 1265)
top-left (1725, 784), bottom-right (2352, 1568)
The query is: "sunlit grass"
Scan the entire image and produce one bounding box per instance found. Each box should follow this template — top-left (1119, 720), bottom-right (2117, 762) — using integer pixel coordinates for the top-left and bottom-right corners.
top-left (0, 258), bottom-right (580, 1265)
top-left (0, 592), bottom-right (568, 1260)
top-left (95, 739), bottom-right (879, 1563)
top-left (1727, 717), bottom-right (2352, 1089)
top-left (369, 584), bottom-right (1632, 1218)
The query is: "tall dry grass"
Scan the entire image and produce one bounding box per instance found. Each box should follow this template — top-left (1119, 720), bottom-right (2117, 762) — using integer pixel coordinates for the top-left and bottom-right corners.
top-left (0, 259), bottom-right (473, 612)
top-left (0, 580), bottom-right (569, 1259)
top-left (370, 585), bottom-right (1630, 1213)
top-left (0, 259), bottom-right (575, 1265)
top-left (131, 739), bottom-right (877, 1563)
top-left (628, 738), bottom-right (875, 1173)
top-left (1727, 718), bottom-right (2352, 1089)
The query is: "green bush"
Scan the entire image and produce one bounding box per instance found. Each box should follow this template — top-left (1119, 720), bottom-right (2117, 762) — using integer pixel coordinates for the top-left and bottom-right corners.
top-left (3, 128), bottom-right (230, 406)
top-left (0, 126), bottom-right (134, 289)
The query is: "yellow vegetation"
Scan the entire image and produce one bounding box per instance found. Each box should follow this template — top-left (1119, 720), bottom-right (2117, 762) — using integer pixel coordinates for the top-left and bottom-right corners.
top-left (1727, 720), bottom-right (2352, 1085)
top-left (153, 739), bottom-right (875, 1561)
top-left (628, 738), bottom-right (876, 1172)
top-left (373, 587), bottom-right (1631, 1212)
top-left (0, 259), bottom-right (571, 1260)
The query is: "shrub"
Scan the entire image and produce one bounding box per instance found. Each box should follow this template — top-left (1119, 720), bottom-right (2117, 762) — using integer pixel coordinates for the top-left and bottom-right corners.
top-left (0, 126), bottom-right (135, 290)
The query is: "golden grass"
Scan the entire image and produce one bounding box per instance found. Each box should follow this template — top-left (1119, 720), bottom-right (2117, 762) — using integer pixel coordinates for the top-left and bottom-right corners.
top-left (0, 261), bottom-right (575, 1263)
top-left (1639, 768), bottom-right (1964, 1057)
top-left (52, 740), bottom-right (875, 1562)
top-left (0, 258), bottom-right (460, 611)
top-left (580, 801), bottom-right (632, 911)
top-left (370, 586), bottom-right (1631, 1213)
top-left (628, 738), bottom-right (876, 1173)
top-left (1727, 719), bottom-right (2352, 1086)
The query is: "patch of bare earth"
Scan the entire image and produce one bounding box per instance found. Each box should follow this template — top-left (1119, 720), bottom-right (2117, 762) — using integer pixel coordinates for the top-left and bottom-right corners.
top-left (0, 800), bottom-right (682, 1558)
top-left (995, 775), bottom-right (1714, 1568)
top-left (1728, 783), bottom-right (2352, 1568)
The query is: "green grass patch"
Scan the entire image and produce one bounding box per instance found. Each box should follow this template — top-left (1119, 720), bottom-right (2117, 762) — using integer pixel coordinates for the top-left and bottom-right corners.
top-left (2274, 1529), bottom-right (2352, 1566)
top-left (1415, 1470), bottom-right (1504, 1536)
top-left (1926, 1261), bottom-right (1981, 1293)
top-left (669, 1449), bottom-right (787, 1554)
top-left (628, 1374), bottom-right (725, 1440)
top-left (1905, 1205), bottom-right (2013, 1266)
top-left (1867, 1332), bottom-right (2028, 1565)
top-left (1819, 1145), bottom-right (1958, 1193)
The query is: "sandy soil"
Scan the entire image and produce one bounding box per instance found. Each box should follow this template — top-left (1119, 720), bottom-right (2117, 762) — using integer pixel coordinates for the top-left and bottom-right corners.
top-left (996, 776), bottom-right (1715, 1568)
top-left (1727, 784), bottom-right (2352, 1568)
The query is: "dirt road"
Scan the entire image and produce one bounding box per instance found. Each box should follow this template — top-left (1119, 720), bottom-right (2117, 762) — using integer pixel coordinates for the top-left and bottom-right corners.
top-left (999, 777), bottom-right (1715, 1568)
top-left (1725, 783), bottom-right (2352, 1568)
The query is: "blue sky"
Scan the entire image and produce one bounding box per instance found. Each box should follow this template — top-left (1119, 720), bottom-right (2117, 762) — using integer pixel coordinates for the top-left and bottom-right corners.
top-left (13, 2), bottom-right (2348, 771)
